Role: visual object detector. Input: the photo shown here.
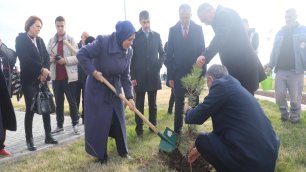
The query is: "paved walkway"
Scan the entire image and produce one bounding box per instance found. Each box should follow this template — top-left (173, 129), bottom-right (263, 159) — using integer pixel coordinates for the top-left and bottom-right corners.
top-left (0, 112), bottom-right (84, 163)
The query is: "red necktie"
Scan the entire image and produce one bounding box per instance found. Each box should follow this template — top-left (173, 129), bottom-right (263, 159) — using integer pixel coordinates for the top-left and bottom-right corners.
top-left (183, 28), bottom-right (188, 40)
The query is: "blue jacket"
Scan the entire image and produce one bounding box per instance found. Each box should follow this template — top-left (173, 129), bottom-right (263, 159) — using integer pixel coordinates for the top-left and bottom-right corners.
top-left (185, 75), bottom-right (279, 172)
top-left (268, 23), bottom-right (306, 73)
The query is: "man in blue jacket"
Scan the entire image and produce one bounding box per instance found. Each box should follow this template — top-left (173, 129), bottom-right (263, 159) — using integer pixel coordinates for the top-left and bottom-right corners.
top-left (185, 64), bottom-right (279, 172)
top-left (265, 8), bottom-right (306, 123)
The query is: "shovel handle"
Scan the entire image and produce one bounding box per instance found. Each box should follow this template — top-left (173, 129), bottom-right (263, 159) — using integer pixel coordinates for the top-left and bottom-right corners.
top-left (98, 76), bottom-right (159, 134)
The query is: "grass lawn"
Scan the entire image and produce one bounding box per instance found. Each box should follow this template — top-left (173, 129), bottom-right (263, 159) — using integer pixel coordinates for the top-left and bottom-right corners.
top-left (1, 86), bottom-right (306, 172)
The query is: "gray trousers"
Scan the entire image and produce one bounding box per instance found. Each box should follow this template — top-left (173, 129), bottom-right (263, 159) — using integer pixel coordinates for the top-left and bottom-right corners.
top-left (275, 70), bottom-right (304, 122)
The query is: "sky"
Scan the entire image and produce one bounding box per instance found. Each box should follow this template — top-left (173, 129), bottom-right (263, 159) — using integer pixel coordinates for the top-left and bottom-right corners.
top-left (1, 0), bottom-right (306, 69)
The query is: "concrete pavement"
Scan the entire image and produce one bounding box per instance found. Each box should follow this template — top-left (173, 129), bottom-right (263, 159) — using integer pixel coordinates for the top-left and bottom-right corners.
top-left (0, 112), bottom-right (84, 163)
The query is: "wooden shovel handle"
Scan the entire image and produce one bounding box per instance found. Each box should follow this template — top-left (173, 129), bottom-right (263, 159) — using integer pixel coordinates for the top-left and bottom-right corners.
top-left (98, 77), bottom-right (159, 134)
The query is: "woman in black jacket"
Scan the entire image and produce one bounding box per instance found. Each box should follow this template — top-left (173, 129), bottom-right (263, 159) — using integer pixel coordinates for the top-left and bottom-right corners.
top-left (15, 16), bottom-right (58, 151)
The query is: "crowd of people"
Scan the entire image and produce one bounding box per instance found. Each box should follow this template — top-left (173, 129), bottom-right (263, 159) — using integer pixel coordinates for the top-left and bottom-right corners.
top-left (1, 2), bottom-right (305, 171)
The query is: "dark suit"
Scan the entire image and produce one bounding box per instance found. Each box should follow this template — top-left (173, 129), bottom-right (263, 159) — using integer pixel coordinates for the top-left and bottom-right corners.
top-left (165, 21), bottom-right (205, 134)
top-left (185, 75), bottom-right (279, 172)
top-left (131, 29), bottom-right (164, 134)
top-left (204, 6), bottom-right (266, 94)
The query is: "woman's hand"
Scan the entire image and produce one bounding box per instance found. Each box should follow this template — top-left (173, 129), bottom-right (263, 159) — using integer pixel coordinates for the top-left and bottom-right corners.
top-left (92, 70), bottom-right (103, 82)
top-left (127, 99), bottom-right (136, 111)
top-left (41, 68), bottom-right (50, 78)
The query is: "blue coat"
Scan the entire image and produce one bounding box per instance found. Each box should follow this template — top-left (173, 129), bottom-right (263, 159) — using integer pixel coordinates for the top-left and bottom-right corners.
top-left (185, 75), bottom-right (279, 172)
top-left (77, 33), bottom-right (133, 159)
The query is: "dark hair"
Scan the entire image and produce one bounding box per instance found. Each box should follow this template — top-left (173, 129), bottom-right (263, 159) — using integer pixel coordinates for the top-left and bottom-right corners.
top-left (179, 4), bottom-right (191, 13)
top-left (24, 16), bottom-right (43, 32)
top-left (197, 3), bottom-right (213, 15)
top-left (139, 10), bottom-right (149, 21)
top-left (85, 36), bottom-right (95, 45)
top-left (55, 16), bottom-right (65, 23)
top-left (206, 64), bottom-right (229, 79)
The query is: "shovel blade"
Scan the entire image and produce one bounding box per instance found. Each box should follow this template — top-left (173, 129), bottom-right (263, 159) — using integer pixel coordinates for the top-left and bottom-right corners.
top-left (159, 127), bottom-right (178, 153)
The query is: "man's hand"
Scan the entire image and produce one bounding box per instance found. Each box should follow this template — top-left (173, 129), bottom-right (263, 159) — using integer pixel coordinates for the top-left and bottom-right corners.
top-left (57, 57), bottom-right (66, 65)
top-left (196, 55), bottom-right (206, 68)
top-left (168, 80), bottom-right (174, 88)
top-left (131, 80), bottom-right (137, 87)
top-left (184, 104), bottom-right (192, 114)
top-left (188, 146), bottom-right (200, 165)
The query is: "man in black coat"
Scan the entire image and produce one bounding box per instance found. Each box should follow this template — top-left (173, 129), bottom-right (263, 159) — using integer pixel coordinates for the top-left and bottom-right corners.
top-left (186, 64), bottom-right (279, 172)
top-left (0, 39), bottom-right (17, 156)
top-left (196, 3), bottom-right (266, 95)
top-left (131, 10), bottom-right (165, 136)
top-left (165, 4), bottom-right (205, 134)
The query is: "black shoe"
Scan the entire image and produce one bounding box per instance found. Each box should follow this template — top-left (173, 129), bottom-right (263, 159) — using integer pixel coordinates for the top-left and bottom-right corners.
top-left (45, 134), bottom-right (58, 144)
top-left (120, 154), bottom-right (134, 160)
top-left (26, 138), bottom-right (37, 151)
top-left (98, 154), bottom-right (108, 164)
top-left (167, 111), bottom-right (172, 115)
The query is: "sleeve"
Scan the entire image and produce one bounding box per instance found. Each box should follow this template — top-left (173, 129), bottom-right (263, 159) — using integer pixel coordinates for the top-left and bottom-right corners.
top-left (121, 48), bottom-right (133, 100)
top-left (130, 44), bottom-right (136, 80)
top-left (76, 35), bottom-right (103, 75)
top-left (267, 32), bottom-right (280, 69)
top-left (185, 81), bottom-right (227, 124)
top-left (252, 32), bottom-right (259, 51)
top-left (157, 34), bottom-right (165, 68)
top-left (204, 12), bottom-right (232, 63)
top-left (64, 37), bottom-right (78, 65)
top-left (40, 38), bottom-right (50, 69)
top-left (0, 43), bottom-right (17, 68)
top-left (15, 36), bottom-right (43, 78)
top-left (165, 29), bottom-right (175, 80)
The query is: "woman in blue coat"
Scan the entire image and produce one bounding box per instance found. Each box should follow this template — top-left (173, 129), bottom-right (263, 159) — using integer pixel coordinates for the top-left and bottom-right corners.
top-left (77, 21), bottom-right (136, 164)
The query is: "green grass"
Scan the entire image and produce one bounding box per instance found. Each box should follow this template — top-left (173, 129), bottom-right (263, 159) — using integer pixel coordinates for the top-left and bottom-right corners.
top-left (2, 87), bottom-right (306, 172)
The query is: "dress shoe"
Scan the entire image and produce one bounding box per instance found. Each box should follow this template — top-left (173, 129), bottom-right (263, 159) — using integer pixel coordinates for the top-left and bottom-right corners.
top-left (0, 149), bottom-right (11, 156)
top-left (26, 138), bottom-right (37, 151)
top-left (98, 154), bottom-right (108, 164)
top-left (45, 134), bottom-right (58, 144)
top-left (120, 154), bottom-right (134, 160)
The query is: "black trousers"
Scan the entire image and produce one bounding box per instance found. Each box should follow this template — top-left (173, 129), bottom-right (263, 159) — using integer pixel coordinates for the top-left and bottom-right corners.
top-left (75, 80), bottom-right (85, 119)
top-left (135, 90), bottom-right (157, 134)
top-left (22, 82), bottom-right (52, 140)
top-left (167, 88), bottom-right (175, 113)
top-left (174, 95), bottom-right (199, 134)
top-left (107, 111), bottom-right (128, 157)
top-left (0, 130), bottom-right (5, 149)
top-left (52, 80), bottom-right (79, 128)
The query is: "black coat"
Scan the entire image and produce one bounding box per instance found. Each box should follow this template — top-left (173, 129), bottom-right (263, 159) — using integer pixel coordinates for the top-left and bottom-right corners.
top-left (165, 21), bottom-right (205, 97)
top-left (15, 33), bottom-right (50, 85)
top-left (0, 67), bottom-right (16, 140)
top-left (185, 75), bottom-right (279, 172)
top-left (204, 6), bottom-right (266, 94)
top-left (131, 29), bottom-right (165, 92)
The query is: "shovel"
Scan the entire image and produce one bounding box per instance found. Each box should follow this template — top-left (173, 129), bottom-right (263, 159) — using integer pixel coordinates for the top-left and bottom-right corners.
top-left (62, 40), bottom-right (178, 152)
top-left (97, 75), bottom-right (178, 152)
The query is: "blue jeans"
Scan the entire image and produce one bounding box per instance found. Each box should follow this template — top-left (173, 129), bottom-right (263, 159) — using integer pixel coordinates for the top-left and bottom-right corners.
top-left (275, 70), bottom-right (304, 122)
top-left (52, 80), bottom-right (79, 127)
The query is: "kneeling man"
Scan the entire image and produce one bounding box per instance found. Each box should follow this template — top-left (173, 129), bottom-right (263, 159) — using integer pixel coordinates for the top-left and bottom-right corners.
top-left (185, 64), bottom-right (279, 172)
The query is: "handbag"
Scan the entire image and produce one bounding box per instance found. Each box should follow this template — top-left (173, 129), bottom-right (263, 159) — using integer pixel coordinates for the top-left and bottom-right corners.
top-left (31, 83), bottom-right (56, 115)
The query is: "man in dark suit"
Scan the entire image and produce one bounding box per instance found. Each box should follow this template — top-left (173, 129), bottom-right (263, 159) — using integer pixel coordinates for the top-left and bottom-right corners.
top-left (186, 64), bottom-right (279, 172)
top-left (165, 4), bottom-right (205, 134)
top-left (196, 3), bottom-right (266, 95)
top-left (131, 10), bottom-right (165, 136)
